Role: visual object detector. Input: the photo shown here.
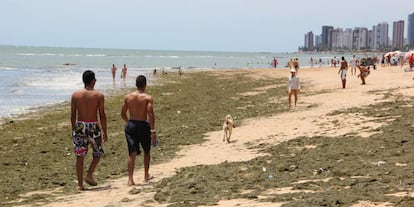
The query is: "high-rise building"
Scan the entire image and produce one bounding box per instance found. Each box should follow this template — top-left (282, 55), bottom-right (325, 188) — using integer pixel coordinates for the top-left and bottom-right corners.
top-left (322, 26), bottom-right (334, 50)
top-left (372, 22), bottom-right (389, 50)
top-left (368, 30), bottom-right (374, 50)
top-left (315, 35), bottom-right (322, 49)
top-left (359, 27), bottom-right (369, 49)
top-left (331, 28), bottom-right (341, 50)
top-left (392, 20), bottom-right (405, 49)
top-left (408, 13), bottom-right (414, 47)
top-left (329, 28), bottom-right (353, 51)
top-left (304, 31), bottom-right (314, 50)
top-left (352, 27), bottom-right (361, 51)
top-left (343, 28), bottom-right (353, 50)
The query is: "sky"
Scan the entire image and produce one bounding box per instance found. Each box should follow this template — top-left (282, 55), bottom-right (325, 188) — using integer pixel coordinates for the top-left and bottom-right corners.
top-left (0, 0), bottom-right (413, 52)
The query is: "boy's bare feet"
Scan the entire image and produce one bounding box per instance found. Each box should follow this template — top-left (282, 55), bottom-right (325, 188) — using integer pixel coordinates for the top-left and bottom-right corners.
top-left (85, 177), bottom-right (97, 186)
top-left (127, 180), bottom-right (136, 186)
top-left (144, 175), bottom-right (154, 182)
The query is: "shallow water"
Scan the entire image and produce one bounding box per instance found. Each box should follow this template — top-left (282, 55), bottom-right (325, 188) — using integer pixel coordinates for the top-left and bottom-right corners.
top-left (0, 45), bottom-right (370, 118)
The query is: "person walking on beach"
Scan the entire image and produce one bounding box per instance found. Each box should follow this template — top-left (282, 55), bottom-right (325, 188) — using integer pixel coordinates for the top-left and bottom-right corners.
top-left (288, 59), bottom-right (293, 69)
top-left (121, 75), bottom-right (157, 185)
top-left (288, 66), bottom-right (300, 108)
top-left (332, 57), bottom-right (337, 68)
top-left (293, 58), bottom-right (299, 74)
top-left (310, 57), bottom-right (314, 68)
top-left (111, 64), bottom-right (117, 81)
top-left (350, 55), bottom-right (357, 76)
top-left (381, 55), bottom-right (385, 67)
top-left (121, 64), bottom-right (127, 79)
top-left (71, 70), bottom-right (108, 191)
top-left (356, 64), bottom-right (370, 85)
top-left (272, 57), bottom-right (278, 68)
top-left (338, 56), bottom-right (348, 89)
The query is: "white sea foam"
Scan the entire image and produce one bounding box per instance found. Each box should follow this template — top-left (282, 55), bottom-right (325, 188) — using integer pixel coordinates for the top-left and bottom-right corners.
top-left (17, 53), bottom-right (58, 56)
top-left (86, 54), bottom-right (107, 57)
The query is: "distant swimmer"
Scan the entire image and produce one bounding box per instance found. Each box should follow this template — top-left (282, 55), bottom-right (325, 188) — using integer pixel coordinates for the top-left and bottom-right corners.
top-left (121, 64), bottom-right (127, 79)
top-left (111, 64), bottom-right (117, 81)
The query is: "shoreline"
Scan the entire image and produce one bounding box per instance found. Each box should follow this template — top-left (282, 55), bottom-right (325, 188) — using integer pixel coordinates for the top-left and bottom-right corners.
top-left (3, 65), bottom-right (414, 206)
top-left (1, 46), bottom-right (392, 120)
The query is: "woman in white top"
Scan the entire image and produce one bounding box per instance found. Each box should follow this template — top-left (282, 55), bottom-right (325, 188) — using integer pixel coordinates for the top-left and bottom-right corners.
top-left (288, 66), bottom-right (300, 108)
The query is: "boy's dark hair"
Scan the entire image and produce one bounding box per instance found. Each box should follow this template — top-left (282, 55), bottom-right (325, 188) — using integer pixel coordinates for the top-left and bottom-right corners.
top-left (136, 75), bottom-right (147, 89)
top-left (82, 70), bottom-right (96, 85)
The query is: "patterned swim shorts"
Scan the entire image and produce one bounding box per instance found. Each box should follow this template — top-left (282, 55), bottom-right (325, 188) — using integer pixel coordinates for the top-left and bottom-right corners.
top-left (73, 121), bottom-right (104, 158)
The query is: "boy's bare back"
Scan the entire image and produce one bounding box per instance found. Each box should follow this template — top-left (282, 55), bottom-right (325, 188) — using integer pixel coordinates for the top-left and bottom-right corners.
top-left (121, 91), bottom-right (154, 121)
top-left (71, 89), bottom-right (104, 121)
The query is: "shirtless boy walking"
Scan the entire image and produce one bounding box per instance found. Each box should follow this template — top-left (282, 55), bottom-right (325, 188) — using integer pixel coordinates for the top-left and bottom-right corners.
top-left (121, 75), bottom-right (157, 185)
top-left (71, 70), bottom-right (108, 191)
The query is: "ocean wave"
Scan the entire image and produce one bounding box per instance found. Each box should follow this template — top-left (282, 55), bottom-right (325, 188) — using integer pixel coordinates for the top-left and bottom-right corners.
top-left (17, 53), bottom-right (107, 57)
top-left (17, 53), bottom-right (60, 56)
top-left (143, 55), bottom-right (180, 59)
top-left (0, 66), bottom-right (17, 70)
top-left (22, 75), bottom-right (81, 89)
top-left (85, 54), bottom-right (107, 57)
top-left (11, 89), bottom-right (24, 94)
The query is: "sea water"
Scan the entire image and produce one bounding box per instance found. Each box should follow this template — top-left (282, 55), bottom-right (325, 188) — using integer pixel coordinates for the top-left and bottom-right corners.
top-left (0, 45), bottom-right (359, 118)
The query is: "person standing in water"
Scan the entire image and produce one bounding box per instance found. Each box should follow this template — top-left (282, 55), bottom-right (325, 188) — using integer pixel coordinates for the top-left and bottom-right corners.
top-left (111, 64), bottom-right (117, 81)
top-left (121, 64), bottom-right (127, 79)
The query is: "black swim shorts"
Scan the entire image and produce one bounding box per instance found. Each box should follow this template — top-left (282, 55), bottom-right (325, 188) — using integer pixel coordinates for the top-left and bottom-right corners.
top-left (125, 120), bottom-right (151, 155)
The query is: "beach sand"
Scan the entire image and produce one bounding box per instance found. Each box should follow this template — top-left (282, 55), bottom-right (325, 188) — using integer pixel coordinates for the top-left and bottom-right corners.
top-left (14, 65), bottom-right (414, 206)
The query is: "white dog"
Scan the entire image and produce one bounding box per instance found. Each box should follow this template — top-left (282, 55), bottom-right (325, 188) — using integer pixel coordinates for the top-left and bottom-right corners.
top-left (223, 114), bottom-right (236, 143)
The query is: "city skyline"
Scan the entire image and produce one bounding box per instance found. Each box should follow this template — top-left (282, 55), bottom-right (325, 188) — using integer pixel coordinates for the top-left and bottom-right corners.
top-left (303, 12), bottom-right (414, 52)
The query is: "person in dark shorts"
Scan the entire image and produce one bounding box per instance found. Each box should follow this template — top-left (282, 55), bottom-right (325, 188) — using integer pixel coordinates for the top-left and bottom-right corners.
top-left (125, 120), bottom-right (151, 156)
top-left (71, 70), bottom-right (108, 191)
top-left (121, 75), bottom-right (157, 185)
